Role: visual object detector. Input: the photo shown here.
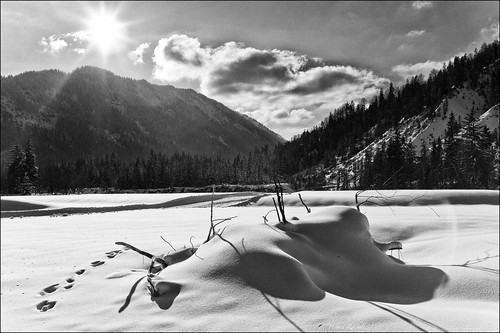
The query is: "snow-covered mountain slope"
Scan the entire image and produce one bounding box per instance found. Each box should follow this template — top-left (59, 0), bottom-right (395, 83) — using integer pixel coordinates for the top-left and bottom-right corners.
top-left (476, 104), bottom-right (499, 132)
top-left (352, 81), bottom-right (497, 164)
top-left (321, 77), bottom-right (499, 188)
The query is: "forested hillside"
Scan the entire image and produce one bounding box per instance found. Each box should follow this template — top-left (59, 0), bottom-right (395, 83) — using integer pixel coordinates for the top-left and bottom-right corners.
top-left (1, 66), bottom-right (283, 163)
top-left (273, 41), bottom-right (499, 190)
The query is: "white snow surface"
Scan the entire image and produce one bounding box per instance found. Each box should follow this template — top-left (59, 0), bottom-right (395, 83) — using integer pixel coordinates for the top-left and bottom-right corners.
top-left (1, 190), bottom-right (498, 332)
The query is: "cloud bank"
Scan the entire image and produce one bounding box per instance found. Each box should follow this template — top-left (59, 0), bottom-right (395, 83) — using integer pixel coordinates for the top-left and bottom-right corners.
top-left (149, 34), bottom-right (390, 139)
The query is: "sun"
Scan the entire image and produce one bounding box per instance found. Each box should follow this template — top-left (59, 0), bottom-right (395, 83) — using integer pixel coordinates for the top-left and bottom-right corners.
top-left (84, 5), bottom-right (127, 56)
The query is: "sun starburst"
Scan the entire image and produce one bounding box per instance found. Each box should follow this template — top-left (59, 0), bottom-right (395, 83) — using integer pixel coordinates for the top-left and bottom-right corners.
top-left (83, 4), bottom-right (128, 57)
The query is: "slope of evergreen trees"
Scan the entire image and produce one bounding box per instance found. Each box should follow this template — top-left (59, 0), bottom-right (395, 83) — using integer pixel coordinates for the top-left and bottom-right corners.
top-left (274, 40), bottom-right (499, 189)
top-left (274, 41), bottom-right (499, 178)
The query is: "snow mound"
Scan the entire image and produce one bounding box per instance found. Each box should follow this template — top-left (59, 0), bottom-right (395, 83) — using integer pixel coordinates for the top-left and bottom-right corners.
top-left (149, 206), bottom-right (448, 305)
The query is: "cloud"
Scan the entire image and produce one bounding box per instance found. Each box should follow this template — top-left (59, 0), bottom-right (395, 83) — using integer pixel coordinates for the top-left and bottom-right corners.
top-left (152, 34), bottom-right (209, 81)
top-left (150, 34), bottom-right (390, 139)
top-left (406, 29), bottom-right (426, 38)
top-left (392, 60), bottom-right (444, 80)
top-left (480, 22), bottom-right (499, 42)
top-left (40, 32), bottom-right (91, 54)
top-left (204, 45), bottom-right (296, 95)
top-left (40, 37), bottom-right (68, 54)
top-left (289, 68), bottom-right (360, 95)
top-left (412, 1), bottom-right (433, 10)
top-left (129, 42), bottom-right (150, 65)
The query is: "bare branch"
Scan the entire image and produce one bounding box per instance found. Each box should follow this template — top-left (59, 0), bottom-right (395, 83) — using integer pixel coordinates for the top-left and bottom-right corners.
top-left (115, 241), bottom-right (154, 259)
top-left (272, 198), bottom-right (281, 223)
top-left (213, 225), bottom-right (240, 255)
top-left (205, 183), bottom-right (216, 243)
top-left (160, 236), bottom-right (176, 251)
top-left (273, 177), bottom-right (288, 224)
top-left (263, 209), bottom-right (276, 225)
top-left (298, 193), bottom-right (311, 213)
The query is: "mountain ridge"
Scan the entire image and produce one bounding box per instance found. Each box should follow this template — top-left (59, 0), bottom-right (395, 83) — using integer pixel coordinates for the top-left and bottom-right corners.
top-left (1, 66), bottom-right (284, 164)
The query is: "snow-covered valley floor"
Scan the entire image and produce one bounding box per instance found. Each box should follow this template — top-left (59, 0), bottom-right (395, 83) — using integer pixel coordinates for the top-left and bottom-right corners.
top-left (1, 190), bottom-right (498, 332)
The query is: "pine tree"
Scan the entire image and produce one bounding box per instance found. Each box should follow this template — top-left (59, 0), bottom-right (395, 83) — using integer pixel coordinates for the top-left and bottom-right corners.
top-left (461, 108), bottom-right (480, 187)
top-left (7, 144), bottom-right (26, 194)
top-left (476, 126), bottom-right (495, 188)
top-left (24, 138), bottom-right (39, 192)
top-left (384, 131), bottom-right (405, 188)
top-left (402, 140), bottom-right (417, 188)
top-left (443, 112), bottom-right (462, 187)
top-left (417, 140), bottom-right (430, 188)
top-left (429, 138), bottom-right (444, 188)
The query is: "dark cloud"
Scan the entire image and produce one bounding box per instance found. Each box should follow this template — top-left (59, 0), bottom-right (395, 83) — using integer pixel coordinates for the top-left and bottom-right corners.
top-left (299, 102), bottom-right (326, 110)
top-left (209, 51), bottom-right (293, 94)
top-left (289, 71), bottom-right (359, 95)
top-left (298, 57), bottom-right (326, 71)
top-left (274, 110), bottom-right (290, 119)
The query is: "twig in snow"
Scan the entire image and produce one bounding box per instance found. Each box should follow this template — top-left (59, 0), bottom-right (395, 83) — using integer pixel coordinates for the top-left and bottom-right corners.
top-left (273, 177), bottom-right (288, 224)
top-left (298, 193), bottom-right (311, 213)
top-left (272, 198), bottom-right (281, 223)
top-left (263, 209), bottom-right (276, 224)
top-left (160, 236), bottom-right (176, 251)
top-left (115, 241), bottom-right (154, 259)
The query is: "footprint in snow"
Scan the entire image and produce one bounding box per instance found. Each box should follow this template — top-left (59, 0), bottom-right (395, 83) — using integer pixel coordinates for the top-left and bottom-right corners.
top-left (91, 260), bottom-right (105, 267)
top-left (106, 249), bottom-right (123, 259)
top-left (36, 300), bottom-right (56, 312)
top-left (39, 284), bottom-right (59, 296)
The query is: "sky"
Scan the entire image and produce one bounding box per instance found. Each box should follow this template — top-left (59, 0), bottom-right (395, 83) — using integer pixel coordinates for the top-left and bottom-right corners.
top-left (1, 1), bottom-right (499, 140)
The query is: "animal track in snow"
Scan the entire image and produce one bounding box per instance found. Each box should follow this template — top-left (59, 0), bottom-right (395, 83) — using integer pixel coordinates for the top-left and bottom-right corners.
top-left (36, 300), bottom-right (56, 312)
top-left (35, 248), bottom-right (126, 311)
top-left (39, 284), bottom-right (59, 296)
top-left (91, 260), bottom-right (105, 267)
top-left (106, 249), bottom-right (123, 259)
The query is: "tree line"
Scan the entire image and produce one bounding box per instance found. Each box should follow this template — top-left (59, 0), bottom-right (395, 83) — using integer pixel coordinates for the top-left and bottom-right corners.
top-left (1, 145), bottom-right (278, 194)
top-left (2, 139), bottom-right (39, 194)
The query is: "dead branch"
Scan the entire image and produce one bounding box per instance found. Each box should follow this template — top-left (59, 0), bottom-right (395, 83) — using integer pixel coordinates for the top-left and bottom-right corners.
top-left (115, 241), bottom-right (168, 275)
top-left (160, 236), bottom-right (176, 251)
top-left (204, 184), bottom-right (217, 243)
top-left (212, 225), bottom-right (240, 255)
top-left (273, 177), bottom-right (288, 224)
top-left (272, 198), bottom-right (281, 223)
top-left (262, 209), bottom-right (276, 224)
top-left (115, 241), bottom-right (154, 259)
top-left (298, 193), bottom-right (311, 213)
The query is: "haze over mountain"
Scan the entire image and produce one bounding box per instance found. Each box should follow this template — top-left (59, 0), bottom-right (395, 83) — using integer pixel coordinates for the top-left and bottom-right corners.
top-left (1, 66), bottom-right (284, 164)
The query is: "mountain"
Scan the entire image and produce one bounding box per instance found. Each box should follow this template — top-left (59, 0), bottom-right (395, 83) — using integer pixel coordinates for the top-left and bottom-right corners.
top-left (272, 40), bottom-right (499, 189)
top-left (1, 66), bottom-right (284, 164)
